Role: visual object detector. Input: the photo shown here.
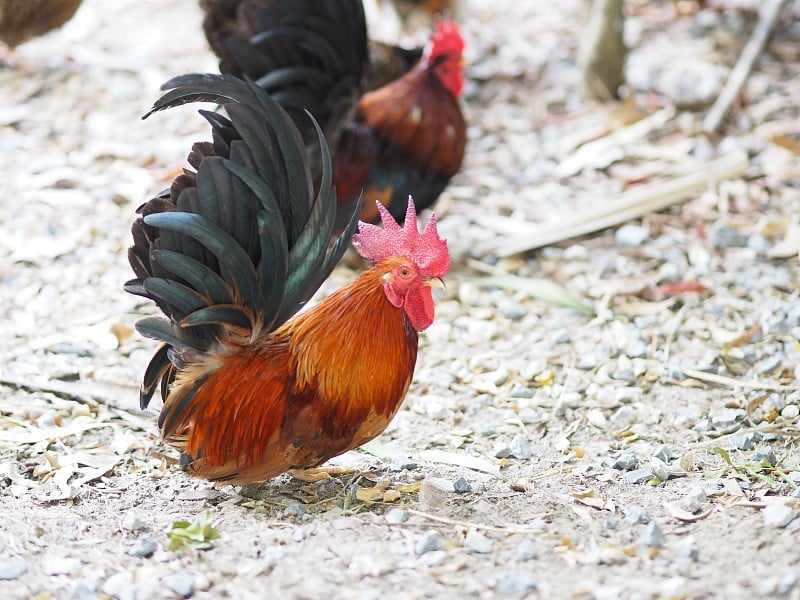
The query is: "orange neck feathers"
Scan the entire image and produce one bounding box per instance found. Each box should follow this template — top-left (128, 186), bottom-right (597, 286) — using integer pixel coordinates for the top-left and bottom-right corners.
top-left (282, 260), bottom-right (419, 418)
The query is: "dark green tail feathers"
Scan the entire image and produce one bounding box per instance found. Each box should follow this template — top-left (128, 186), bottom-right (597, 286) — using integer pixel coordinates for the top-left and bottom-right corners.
top-left (126, 74), bottom-right (361, 409)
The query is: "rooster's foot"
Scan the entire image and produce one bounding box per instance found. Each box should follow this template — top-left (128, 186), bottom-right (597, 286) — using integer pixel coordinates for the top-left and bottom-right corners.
top-left (289, 466), bottom-right (355, 482)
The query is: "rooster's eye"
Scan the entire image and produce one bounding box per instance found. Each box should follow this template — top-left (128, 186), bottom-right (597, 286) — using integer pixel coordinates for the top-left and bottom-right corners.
top-left (400, 267), bottom-right (410, 277)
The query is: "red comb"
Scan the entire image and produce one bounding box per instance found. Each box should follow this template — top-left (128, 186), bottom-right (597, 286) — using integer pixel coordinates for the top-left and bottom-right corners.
top-left (426, 17), bottom-right (464, 59)
top-left (352, 196), bottom-right (450, 278)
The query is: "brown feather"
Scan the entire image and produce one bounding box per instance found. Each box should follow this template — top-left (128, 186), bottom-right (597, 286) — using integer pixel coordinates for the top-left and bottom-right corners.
top-left (0, 0), bottom-right (82, 48)
top-left (357, 66), bottom-right (466, 176)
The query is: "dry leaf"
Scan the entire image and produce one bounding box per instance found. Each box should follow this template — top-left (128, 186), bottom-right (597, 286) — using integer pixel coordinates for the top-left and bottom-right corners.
top-left (665, 502), bottom-right (714, 522)
top-left (356, 487), bottom-right (384, 503)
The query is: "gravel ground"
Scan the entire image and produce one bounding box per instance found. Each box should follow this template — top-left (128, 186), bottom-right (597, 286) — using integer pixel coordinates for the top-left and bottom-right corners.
top-left (2, 1), bottom-right (800, 599)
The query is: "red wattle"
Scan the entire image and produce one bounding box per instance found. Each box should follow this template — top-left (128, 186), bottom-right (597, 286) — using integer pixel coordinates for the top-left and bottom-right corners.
top-left (403, 284), bottom-right (435, 331)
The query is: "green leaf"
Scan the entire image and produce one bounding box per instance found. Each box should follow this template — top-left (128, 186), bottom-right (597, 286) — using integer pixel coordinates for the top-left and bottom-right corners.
top-left (713, 446), bottom-right (737, 471)
top-left (476, 274), bottom-right (595, 315)
top-left (168, 509), bottom-right (221, 551)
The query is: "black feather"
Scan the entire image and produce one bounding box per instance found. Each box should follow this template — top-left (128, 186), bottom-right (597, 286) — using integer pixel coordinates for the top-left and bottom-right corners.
top-left (127, 74), bottom-right (359, 404)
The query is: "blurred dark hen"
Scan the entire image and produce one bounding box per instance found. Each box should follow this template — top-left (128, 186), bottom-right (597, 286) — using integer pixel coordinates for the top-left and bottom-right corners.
top-left (199, 0), bottom-right (466, 228)
top-left (0, 0), bottom-right (82, 48)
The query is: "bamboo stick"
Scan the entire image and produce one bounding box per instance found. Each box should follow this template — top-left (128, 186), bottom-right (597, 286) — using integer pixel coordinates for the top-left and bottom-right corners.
top-left (478, 150), bottom-right (749, 257)
top-left (703, 0), bottom-right (788, 133)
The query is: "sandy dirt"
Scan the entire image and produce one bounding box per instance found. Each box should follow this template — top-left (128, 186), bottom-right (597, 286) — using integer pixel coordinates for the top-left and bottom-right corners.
top-left (2, 1), bottom-right (800, 598)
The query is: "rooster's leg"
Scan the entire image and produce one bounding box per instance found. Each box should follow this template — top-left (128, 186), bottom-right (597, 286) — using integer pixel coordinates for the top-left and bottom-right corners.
top-left (288, 467), bottom-right (356, 482)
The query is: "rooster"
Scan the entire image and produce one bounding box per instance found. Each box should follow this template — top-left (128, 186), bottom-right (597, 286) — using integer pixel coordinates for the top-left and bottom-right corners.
top-left (126, 74), bottom-right (450, 484)
top-left (333, 16), bottom-right (466, 227)
top-left (199, 0), bottom-right (466, 228)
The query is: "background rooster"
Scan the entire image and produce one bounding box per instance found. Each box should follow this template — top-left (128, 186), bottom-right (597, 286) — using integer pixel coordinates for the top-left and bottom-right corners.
top-left (199, 0), bottom-right (467, 228)
top-left (0, 0), bottom-right (82, 50)
top-left (126, 74), bottom-right (450, 484)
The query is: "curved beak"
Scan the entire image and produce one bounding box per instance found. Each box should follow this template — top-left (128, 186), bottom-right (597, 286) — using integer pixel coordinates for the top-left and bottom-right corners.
top-left (425, 277), bottom-right (446, 291)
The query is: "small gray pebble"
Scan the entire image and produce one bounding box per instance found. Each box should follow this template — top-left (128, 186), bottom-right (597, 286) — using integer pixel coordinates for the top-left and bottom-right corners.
top-left (563, 244), bottom-right (588, 259)
top-left (518, 408), bottom-right (539, 424)
top-left (283, 502), bottom-right (306, 517)
top-left (517, 539), bottom-right (537, 561)
top-left (577, 354), bottom-right (600, 370)
top-left (550, 328), bottom-right (571, 345)
top-left (702, 479), bottom-right (725, 492)
top-left (657, 260), bottom-right (681, 283)
top-left (493, 443), bottom-right (511, 459)
top-left (709, 224), bottom-right (748, 248)
top-left (650, 456), bottom-right (671, 481)
top-left (624, 469), bottom-right (654, 484)
top-left (754, 446), bottom-right (777, 467)
top-left (508, 435), bottom-right (533, 460)
top-left (528, 519), bottom-right (547, 531)
top-left (681, 486), bottom-right (707, 513)
top-left (781, 404), bottom-right (799, 419)
top-left (102, 572), bottom-right (135, 600)
top-left (465, 531), bottom-right (493, 554)
top-left (625, 340), bottom-right (648, 359)
top-left (624, 506), bottom-right (650, 525)
top-left (757, 355), bottom-right (784, 375)
top-left (127, 536), bottom-right (157, 558)
top-left (604, 517), bottom-right (617, 530)
top-left (693, 418), bottom-right (714, 432)
top-left (36, 413), bottom-right (56, 428)
top-left (163, 572), bottom-right (194, 598)
top-left (612, 449), bottom-right (638, 471)
top-left (727, 433), bottom-right (754, 451)
top-left (510, 385), bottom-right (534, 399)
top-left (43, 556), bottom-right (81, 576)
top-left (389, 458), bottom-right (418, 472)
top-left (610, 405), bottom-right (637, 428)
top-left (453, 477), bottom-right (472, 494)
top-left (67, 574), bottom-right (103, 600)
top-left (747, 233), bottom-right (770, 254)
top-left (262, 546), bottom-right (286, 561)
top-left (122, 512), bottom-right (147, 532)
top-left (424, 370), bottom-right (455, 389)
top-left (711, 408), bottom-right (746, 429)
top-left (499, 300), bottom-right (527, 321)
top-left (763, 503), bottom-right (795, 528)
top-left (615, 223), bottom-right (649, 246)
top-left (639, 521), bottom-right (665, 547)
top-left (776, 573), bottom-right (798, 596)
top-left (615, 387), bottom-right (642, 403)
top-left (415, 531), bottom-right (444, 555)
top-left (668, 365), bottom-right (685, 380)
top-left (0, 557), bottom-right (27, 580)
top-left (560, 391), bottom-right (583, 408)
top-left (478, 424), bottom-right (498, 438)
top-left (653, 445), bottom-right (673, 463)
top-left (676, 542), bottom-right (700, 561)
top-left (385, 508), bottom-right (409, 524)
top-left (553, 399), bottom-right (569, 417)
top-left (495, 571), bottom-right (538, 597)
top-left (788, 471), bottom-right (800, 485)
top-left (67, 575), bottom-right (104, 600)
top-left (610, 369), bottom-right (636, 383)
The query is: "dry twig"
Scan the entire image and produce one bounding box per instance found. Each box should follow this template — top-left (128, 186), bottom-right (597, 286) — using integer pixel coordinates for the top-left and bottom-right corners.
top-left (477, 151), bottom-right (749, 257)
top-left (703, 0), bottom-right (789, 133)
